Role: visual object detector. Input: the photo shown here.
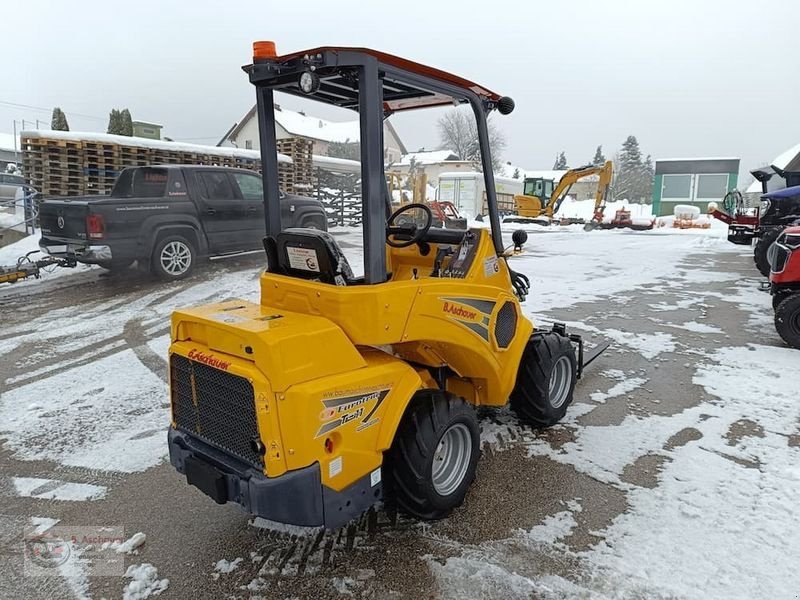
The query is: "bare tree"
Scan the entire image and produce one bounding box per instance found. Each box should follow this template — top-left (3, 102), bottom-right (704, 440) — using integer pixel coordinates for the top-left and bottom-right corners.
top-left (437, 107), bottom-right (506, 171)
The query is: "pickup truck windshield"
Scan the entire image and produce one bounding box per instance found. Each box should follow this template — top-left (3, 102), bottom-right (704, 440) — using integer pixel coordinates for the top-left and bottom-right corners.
top-left (112, 167), bottom-right (169, 198)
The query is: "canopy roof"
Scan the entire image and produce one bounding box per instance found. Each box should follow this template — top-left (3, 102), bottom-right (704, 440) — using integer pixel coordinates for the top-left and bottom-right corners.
top-left (247, 46), bottom-right (503, 113)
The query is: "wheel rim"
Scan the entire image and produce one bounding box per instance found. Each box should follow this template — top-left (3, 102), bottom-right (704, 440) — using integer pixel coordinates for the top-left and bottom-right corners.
top-left (549, 355), bottom-right (573, 409)
top-left (431, 423), bottom-right (472, 496)
top-left (160, 241), bottom-right (192, 275)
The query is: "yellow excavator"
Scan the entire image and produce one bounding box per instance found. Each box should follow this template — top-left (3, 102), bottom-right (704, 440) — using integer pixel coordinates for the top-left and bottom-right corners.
top-left (503, 161), bottom-right (613, 228)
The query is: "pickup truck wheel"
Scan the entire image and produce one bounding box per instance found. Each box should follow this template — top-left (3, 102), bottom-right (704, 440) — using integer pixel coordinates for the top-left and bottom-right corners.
top-left (151, 235), bottom-right (195, 280)
top-left (301, 215), bottom-right (327, 231)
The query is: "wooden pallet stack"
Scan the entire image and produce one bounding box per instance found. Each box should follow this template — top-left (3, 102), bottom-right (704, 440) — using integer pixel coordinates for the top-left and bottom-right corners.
top-left (277, 138), bottom-right (313, 194)
top-left (20, 132), bottom-right (313, 197)
top-left (21, 136), bottom-right (84, 197)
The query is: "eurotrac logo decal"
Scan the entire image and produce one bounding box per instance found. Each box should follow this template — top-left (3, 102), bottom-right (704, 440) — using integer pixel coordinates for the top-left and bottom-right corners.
top-left (440, 297), bottom-right (496, 342)
top-left (315, 387), bottom-right (391, 438)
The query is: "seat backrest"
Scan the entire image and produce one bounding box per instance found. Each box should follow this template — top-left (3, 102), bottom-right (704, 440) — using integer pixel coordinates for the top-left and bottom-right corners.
top-left (274, 228), bottom-right (354, 285)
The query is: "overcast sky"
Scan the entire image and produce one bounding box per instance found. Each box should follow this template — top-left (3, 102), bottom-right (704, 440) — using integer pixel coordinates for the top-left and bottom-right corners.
top-left (5, 0), bottom-right (798, 181)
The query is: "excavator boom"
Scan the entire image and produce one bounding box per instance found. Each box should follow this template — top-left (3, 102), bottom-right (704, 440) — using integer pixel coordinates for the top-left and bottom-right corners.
top-left (508, 161), bottom-right (613, 224)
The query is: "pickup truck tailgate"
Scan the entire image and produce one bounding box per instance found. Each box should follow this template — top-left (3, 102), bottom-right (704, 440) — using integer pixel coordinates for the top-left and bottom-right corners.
top-left (40, 200), bottom-right (90, 241)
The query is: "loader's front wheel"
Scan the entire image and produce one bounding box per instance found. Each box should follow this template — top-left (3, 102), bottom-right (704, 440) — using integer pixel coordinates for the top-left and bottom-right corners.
top-left (510, 333), bottom-right (577, 427)
top-left (386, 391), bottom-right (479, 520)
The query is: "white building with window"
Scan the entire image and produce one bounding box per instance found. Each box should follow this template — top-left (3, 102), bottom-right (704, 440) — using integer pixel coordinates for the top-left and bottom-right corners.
top-left (218, 104), bottom-right (406, 164)
top-left (652, 157), bottom-right (740, 216)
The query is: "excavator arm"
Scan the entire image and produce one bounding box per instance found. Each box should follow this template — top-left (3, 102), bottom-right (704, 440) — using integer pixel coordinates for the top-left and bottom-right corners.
top-left (545, 160), bottom-right (613, 219)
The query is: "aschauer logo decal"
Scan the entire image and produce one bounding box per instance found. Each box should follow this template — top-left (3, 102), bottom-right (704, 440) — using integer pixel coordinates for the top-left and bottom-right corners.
top-left (439, 297), bottom-right (496, 342)
top-left (315, 387), bottom-right (391, 438)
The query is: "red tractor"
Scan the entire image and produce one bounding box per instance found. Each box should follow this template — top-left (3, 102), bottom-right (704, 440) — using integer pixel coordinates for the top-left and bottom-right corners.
top-left (769, 226), bottom-right (800, 349)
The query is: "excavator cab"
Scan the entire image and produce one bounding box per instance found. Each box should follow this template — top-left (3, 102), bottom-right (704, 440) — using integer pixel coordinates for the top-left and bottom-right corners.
top-left (167, 42), bottom-right (604, 529)
top-left (522, 177), bottom-right (555, 205)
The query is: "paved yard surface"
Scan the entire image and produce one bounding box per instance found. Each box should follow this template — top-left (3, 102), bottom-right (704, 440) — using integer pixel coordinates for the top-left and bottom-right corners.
top-left (0, 227), bottom-right (797, 599)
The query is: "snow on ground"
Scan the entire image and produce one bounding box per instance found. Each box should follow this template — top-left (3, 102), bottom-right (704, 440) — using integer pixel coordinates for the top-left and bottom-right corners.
top-left (122, 563), bottom-right (169, 600)
top-left (0, 350), bottom-right (169, 472)
top-left (2, 219), bottom-right (792, 598)
top-left (432, 343), bottom-right (800, 599)
top-left (104, 532), bottom-right (147, 555)
top-left (12, 477), bottom-right (106, 501)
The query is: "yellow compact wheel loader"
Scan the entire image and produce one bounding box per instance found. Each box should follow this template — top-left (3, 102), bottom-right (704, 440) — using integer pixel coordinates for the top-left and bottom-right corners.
top-left (167, 42), bottom-right (607, 528)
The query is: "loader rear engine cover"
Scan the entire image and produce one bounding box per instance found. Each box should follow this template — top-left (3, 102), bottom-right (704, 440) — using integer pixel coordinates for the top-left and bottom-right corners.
top-left (166, 43), bottom-right (605, 528)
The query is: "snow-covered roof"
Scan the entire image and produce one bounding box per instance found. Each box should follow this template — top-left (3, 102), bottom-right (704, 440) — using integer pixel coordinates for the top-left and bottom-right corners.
top-left (772, 142), bottom-right (800, 171)
top-left (656, 157), bottom-right (740, 162)
top-left (745, 179), bottom-right (763, 194)
top-left (438, 171), bottom-right (523, 187)
top-left (274, 107), bottom-right (360, 144)
top-left (523, 169), bottom-right (569, 182)
top-left (395, 150), bottom-right (462, 166)
top-left (311, 154), bottom-right (361, 174)
top-left (20, 130), bottom-right (291, 164)
top-left (0, 132), bottom-right (21, 152)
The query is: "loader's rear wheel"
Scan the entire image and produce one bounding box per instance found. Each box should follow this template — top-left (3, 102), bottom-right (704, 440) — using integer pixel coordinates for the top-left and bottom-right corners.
top-left (510, 333), bottom-right (577, 427)
top-left (754, 228), bottom-right (782, 277)
top-left (775, 293), bottom-right (800, 349)
top-left (386, 391), bottom-right (479, 520)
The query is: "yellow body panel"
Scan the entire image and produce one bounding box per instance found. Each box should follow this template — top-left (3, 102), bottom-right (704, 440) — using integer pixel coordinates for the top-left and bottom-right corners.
top-left (169, 228), bottom-right (533, 486)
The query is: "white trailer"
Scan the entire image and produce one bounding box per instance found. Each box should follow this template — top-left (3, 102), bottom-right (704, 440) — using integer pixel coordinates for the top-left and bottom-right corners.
top-left (437, 171), bottom-right (523, 219)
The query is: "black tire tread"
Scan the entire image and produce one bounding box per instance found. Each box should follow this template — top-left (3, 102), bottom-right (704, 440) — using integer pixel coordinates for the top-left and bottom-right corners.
top-left (775, 293), bottom-right (800, 349)
top-left (754, 227), bottom-right (782, 277)
top-left (510, 332), bottom-right (577, 428)
top-left (386, 391), bottom-right (479, 520)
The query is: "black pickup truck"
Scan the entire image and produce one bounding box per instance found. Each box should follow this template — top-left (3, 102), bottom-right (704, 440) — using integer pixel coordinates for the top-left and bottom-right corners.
top-left (39, 165), bottom-right (328, 279)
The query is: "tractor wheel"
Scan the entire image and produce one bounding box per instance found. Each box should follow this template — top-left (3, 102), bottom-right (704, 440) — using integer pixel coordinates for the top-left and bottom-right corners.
top-left (385, 390), bottom-right (479, 520)
top-left (754, 228), bottom-right (782, 277)
top-left (775, 293), bottom-right (800, 349)
top-left (773, 290), bottom-right (792, 311)
top-left (510, 332), bottom-right (577, 427)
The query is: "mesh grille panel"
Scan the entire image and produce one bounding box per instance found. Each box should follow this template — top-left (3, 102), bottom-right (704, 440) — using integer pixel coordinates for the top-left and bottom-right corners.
top-left (494, 301), bottom-right (517, 348)
top-left (170, 354), bottom-right (263, 468)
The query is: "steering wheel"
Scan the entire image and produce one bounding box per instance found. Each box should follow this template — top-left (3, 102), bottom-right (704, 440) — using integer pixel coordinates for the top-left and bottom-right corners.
top-left (386, 203), bottom-right (433, 248)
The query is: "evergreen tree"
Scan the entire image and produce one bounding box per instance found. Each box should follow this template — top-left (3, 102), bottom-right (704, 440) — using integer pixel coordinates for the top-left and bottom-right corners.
top-left (592, 145), bottom-right (605, 166)
top-left (612, 135), bottom-right (653, 203)
top-left (120, 109), bottom-right (134, 136)
top-left (327, 139), bottom-right (361, 161)
top-left (512, 167), bottom-right (520, 179)
top-left (552, 151), bottom-right (567, 170)
top-left (107, 109), bottom-right (122, 134)
top-left (50, 107), bottom-right (70, 131)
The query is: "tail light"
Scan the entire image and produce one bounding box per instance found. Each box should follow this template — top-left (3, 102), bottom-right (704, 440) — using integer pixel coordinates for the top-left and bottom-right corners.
top-left (86, 214), bottom-right (105, 240)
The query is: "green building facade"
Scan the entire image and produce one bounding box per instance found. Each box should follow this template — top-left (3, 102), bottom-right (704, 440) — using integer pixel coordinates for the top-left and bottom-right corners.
top-left (652, 157), bottom-right (739, 216)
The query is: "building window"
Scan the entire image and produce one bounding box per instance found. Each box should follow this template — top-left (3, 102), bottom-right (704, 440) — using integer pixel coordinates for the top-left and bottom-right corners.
top-left (245, 140), bottom-right (253, 150)
top-left (695, 173), bottom-right (728, 200)
top-left (662, 174), bottom-right (691, 200)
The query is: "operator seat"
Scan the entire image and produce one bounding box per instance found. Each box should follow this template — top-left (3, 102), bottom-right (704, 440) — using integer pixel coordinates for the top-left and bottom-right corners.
top-left (272, 228), bottom-right (355, 286)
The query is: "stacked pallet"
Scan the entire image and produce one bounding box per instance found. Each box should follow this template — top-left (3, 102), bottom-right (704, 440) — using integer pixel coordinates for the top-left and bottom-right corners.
top-left (20, 131), bottom-right (313, 197)
top-left (277, 138), bottom-right (314, 193)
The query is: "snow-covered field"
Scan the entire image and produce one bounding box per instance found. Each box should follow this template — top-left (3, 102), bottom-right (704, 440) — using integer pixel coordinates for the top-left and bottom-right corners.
top-left (1, 222), bottom-right (798, 599)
